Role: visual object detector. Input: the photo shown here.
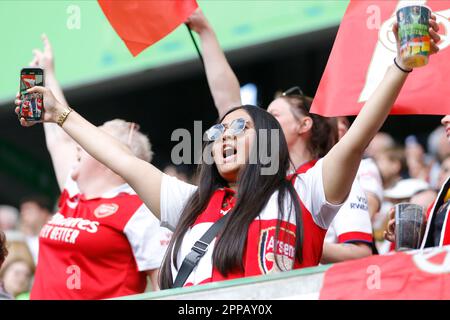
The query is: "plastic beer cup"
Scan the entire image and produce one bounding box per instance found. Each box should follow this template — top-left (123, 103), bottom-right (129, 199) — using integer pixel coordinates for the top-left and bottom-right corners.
top-left (396, 3), bottom-right (432, 68)
top-left (395, 203), bottom-right (425, 251)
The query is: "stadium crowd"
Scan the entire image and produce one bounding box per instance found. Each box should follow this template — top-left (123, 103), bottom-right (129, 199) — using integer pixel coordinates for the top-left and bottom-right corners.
top-left (0, 9), bottom-right (448, 299)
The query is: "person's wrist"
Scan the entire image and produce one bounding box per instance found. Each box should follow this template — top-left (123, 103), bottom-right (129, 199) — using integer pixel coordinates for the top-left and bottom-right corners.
top-left (198, 25), bottom-right (213, 37)
top-left (394, 57), bottom-right (413, 73)
top-left (54, 103), bottom-right (72, 126)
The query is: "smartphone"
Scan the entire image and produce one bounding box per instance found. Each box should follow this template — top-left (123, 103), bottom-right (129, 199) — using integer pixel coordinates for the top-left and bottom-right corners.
top-left (19, 67), bottom-right (44, 121)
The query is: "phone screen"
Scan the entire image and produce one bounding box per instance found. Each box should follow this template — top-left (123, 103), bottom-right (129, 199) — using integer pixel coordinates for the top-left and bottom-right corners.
top-left (20, 68), bottom-right (44, 121)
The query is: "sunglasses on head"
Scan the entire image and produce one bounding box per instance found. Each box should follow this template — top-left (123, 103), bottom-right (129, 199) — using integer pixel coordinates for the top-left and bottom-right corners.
top-left (205, 118), bottom-right (248, 141)
top-left (281, 86), bottom-right (310, 113)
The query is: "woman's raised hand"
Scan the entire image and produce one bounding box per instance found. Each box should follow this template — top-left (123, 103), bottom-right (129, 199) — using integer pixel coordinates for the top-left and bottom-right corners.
top-left (14, 86), bottom-right (66, 127)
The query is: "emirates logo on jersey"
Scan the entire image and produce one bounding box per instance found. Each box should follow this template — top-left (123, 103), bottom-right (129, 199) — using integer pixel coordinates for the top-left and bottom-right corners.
top-left (94, 203), bottom-right (119, 218)
top-left (258, 227), bottom-right (295, 274)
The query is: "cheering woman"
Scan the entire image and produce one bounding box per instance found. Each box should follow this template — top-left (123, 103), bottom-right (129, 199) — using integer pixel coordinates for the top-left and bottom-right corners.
top-left (15, 17), bottom-right (440, 288)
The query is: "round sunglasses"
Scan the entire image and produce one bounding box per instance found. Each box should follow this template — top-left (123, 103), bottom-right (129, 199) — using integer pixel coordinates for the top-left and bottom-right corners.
top-left (205, 118), bottom-right (248, 141)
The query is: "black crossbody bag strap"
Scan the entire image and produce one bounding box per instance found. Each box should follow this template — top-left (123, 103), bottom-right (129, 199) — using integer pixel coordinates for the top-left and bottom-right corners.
top-left (172, 213), bottom-right (230, 288)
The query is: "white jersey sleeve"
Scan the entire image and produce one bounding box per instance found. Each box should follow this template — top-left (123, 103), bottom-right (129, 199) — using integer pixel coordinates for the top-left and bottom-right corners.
top-left (124, 204), bottom-right (172, 271)
top-left (294, 158), bottom-right (344, 229)
top-left (160, 174), bottom-right (198, 230)
top-left (325, 180), bottom-right (373, 244)
top-left (358, 158), bottom-right (383, 203)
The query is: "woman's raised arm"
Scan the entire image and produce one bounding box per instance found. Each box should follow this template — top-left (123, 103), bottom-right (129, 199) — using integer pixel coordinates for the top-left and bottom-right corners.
top-left (322, 18), bottom-right (440, 205)
top-left (15, 87), bottom-right (163, 218)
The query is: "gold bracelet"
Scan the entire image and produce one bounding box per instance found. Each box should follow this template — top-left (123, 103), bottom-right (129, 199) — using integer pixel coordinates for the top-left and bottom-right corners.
top-left (57, 106), bottom-right (73, 127)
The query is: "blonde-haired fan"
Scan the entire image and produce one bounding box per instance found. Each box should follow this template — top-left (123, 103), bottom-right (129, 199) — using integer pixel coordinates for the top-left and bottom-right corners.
top-left (24, 35), bottom-right (171, 300)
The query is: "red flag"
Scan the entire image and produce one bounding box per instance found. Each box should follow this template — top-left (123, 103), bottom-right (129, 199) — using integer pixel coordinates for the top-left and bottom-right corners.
top-left (98, 0), bottom-right (198, 57)
top-left (311, 0), bottom-right (450, 116)
top-left (320, 246), bottom-right (450, 300)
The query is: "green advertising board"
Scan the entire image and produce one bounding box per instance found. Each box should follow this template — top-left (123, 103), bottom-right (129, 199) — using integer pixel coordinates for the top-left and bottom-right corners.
top-left (0, 0), bottom-right (349, 104)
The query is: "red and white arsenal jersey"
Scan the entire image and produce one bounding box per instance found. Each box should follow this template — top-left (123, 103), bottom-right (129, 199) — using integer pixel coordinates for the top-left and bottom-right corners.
top-left (31, 176), bottom-right (171, 300)
top-left (325, 180), bottom-right (373, 244)
top-left (295, 160), bottom-right (373, 245)
top-left (160, 159), bottom-right (343, 286)
top-left (358, 158), bottom-right (383, 204)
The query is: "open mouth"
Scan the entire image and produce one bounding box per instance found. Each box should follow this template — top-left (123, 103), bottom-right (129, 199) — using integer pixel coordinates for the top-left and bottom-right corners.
top-left (223, 144), bottom-right (237, 163)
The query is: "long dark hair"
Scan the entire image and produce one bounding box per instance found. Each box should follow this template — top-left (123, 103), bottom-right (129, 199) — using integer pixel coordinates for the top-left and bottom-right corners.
top-left (159, 105), bottom-right (303, 289)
